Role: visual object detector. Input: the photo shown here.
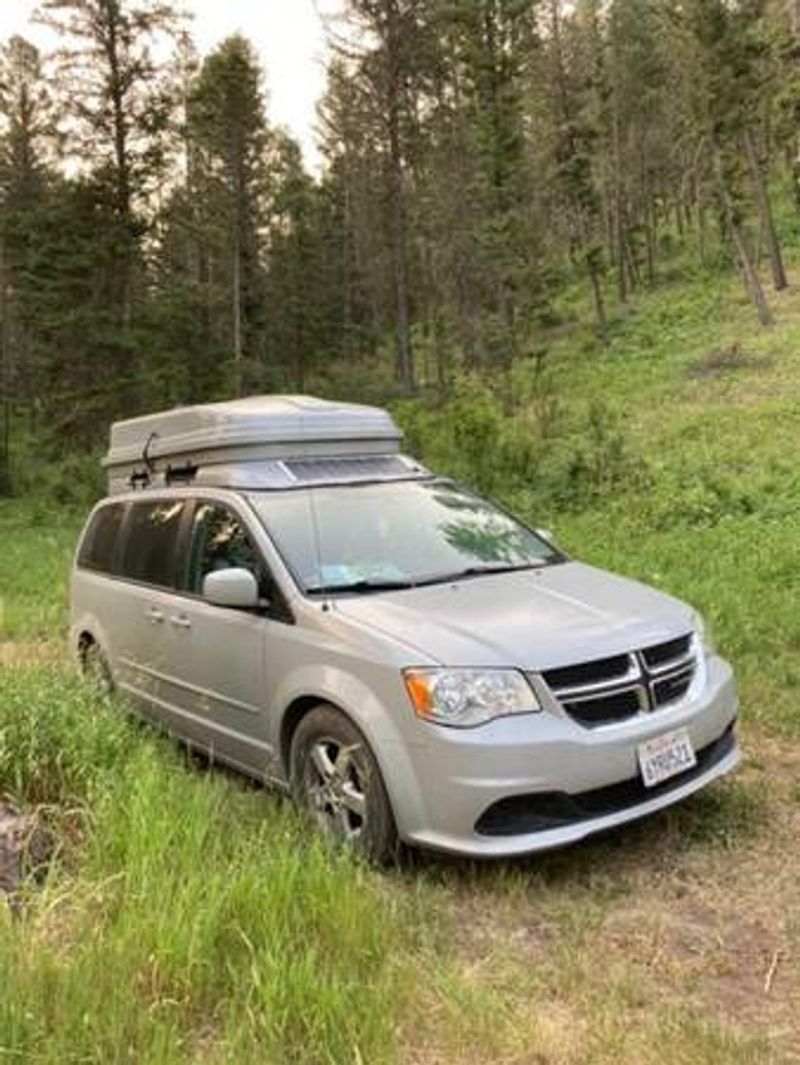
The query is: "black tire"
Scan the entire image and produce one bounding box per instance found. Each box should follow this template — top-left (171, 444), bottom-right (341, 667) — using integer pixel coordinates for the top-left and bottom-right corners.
top-left (290, 704), bottom-right (398, 864)
top-left (80, 640), bottom-right (114, 697)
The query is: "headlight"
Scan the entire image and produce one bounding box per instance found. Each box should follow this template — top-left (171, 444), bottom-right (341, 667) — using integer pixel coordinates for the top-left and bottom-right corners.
top-left (403, 668), bottom-right (540, 728)
top-left (693, 613), bottom-right (715, 657)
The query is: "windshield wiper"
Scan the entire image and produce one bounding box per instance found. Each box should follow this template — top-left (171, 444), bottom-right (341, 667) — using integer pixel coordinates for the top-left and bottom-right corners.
top-left (306, 578), bottom-right (416, 596)
top-left (307, 562), bottom-right (547, 595)
top-left (414, 562), bottom-right (545, 586)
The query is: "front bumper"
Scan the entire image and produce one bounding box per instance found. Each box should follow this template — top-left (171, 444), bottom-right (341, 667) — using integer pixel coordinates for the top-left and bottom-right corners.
top-left (395, 654), bottom-right (739, 857)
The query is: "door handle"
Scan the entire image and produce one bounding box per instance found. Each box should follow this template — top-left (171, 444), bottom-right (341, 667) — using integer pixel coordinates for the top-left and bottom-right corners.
top-left (170, 615), bottom-right (192, 630)
top-left (146, 607), bottom-right (164, 624)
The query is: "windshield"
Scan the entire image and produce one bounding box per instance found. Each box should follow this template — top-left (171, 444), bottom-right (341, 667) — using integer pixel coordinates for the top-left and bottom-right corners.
top-left (247, 479), bottom-right (562, 594)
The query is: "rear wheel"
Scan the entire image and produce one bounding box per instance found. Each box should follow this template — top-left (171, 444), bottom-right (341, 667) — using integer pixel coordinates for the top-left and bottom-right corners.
top-left (80, 640), bottom-right (114, 697)
top-left (290, 705), bottom-right (397, 864)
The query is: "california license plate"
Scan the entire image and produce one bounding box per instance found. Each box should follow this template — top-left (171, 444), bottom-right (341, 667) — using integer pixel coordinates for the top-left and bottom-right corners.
top-left (637, 728), bottom-right (697, 788)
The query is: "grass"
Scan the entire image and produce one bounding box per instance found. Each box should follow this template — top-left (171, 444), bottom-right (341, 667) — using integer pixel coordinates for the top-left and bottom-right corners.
top-left (0, 669), bottom-right (423, 1065)
top-left (0, 500), bottom-right (81, 644)
top-left (2, 256), bottom-right (800, 1062)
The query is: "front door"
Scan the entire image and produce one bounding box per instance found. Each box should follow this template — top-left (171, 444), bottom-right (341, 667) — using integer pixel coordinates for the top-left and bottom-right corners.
top-left (159, 500), bottom-right (275, 776)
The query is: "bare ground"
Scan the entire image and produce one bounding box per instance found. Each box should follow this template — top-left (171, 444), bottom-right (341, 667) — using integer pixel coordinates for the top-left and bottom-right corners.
top-left (405, 725), bottom-right (800, 1064)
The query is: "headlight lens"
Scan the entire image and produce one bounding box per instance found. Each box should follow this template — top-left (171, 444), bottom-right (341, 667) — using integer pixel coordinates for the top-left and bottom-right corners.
top-left (403, 668), bottom-right (540, 728)
top-left (694, 613), bottom-right (715, 657)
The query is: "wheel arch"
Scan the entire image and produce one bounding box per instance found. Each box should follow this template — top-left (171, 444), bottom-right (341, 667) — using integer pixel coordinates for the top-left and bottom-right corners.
top-left (76, 629), bottom-right (96, 653)
top-left (70, 613), bottom-right (114, 672)
top-left (280, 694), bottom-right (330, 774)
top-left (272, 666), bottom-right (425, 839)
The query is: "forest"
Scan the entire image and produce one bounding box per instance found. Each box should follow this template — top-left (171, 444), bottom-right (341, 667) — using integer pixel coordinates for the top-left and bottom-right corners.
top-left (3, 4), bottom-right (800, 1062)
top-left (1, 0), bottom-right (799, 488)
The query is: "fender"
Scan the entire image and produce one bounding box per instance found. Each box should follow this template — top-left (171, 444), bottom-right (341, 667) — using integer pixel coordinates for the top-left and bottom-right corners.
top-left (273, 662), bottom-right (428, 836)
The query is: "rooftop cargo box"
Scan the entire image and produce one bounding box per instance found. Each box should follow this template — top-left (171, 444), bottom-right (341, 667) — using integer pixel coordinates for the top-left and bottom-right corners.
top-left (103, 395), bottom-right (425, 495)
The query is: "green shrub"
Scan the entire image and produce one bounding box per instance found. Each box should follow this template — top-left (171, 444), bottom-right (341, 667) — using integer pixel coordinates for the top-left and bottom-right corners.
top-left (395, 379), bottom-right (647, 513)
top-left (15, 450), bottom-right (105, 509)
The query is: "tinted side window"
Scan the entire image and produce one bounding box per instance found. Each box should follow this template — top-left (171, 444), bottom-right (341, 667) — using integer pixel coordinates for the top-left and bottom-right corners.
top-left (185, 503), bottom-right (269, 597)
top-left (78, 503), bottom-right (126, 573)
top-left (120, 500), bottom-right (185, 588)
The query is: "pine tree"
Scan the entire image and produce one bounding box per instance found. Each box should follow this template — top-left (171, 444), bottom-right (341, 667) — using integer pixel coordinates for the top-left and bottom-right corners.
top-left (329, 0), bottom-right (426, 394)
top-left (187, 35), bottom-right (273, 395)
top-left (36, 0), bottom-right (182, 326)
top-left (544, 0), bottom-right (609, 337)
top-left (0, 36), bottom-right (56, 483)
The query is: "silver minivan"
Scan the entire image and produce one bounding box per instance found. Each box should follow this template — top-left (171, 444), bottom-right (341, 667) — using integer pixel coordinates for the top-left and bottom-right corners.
top-left (70, 395), bottom-right (740, 861)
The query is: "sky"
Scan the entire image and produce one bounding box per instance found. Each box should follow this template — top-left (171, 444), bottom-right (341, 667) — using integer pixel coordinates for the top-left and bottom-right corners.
top-left (0, 0), bottom-right (343, 172)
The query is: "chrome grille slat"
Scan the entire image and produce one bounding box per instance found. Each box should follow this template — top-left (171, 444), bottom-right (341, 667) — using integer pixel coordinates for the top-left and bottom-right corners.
top-left (647, 650), bottom-right (695, 676)
top-left (548, 657), bottom-right (641, 700)
top-left (558, 679), bottom-right (644, 706)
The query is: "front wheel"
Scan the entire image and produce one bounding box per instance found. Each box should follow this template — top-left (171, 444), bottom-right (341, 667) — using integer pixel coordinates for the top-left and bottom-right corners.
top-left (290, 705), bottom-right (398, 864)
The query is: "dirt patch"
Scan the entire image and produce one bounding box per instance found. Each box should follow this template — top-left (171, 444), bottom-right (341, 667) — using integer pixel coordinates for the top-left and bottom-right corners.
top-left (431, 730), bottom-right (800, 1063)
top-left (0, 802), bottom-right (54, 906)
top-left (602, 892), bottom-right (797, 1029)
top-left (0, 641), bottom-right (67, 668)
top-left (685, 342), bottom-right (769, 380)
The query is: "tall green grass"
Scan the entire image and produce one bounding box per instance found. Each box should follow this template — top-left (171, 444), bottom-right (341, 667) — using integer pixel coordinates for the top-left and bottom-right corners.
top-left (0, 669), bottom-right (421, 1064)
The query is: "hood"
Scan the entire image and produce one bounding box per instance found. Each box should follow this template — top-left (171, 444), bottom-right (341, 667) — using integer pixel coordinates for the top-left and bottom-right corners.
top-left (334, 561), bottom-right (695, 670)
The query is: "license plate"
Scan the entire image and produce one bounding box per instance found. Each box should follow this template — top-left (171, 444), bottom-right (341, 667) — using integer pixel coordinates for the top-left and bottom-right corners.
top-left (637, 727), bottom-right (697, 788)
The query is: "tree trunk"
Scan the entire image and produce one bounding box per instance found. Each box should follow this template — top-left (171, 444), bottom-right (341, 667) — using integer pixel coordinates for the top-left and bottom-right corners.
top-left (0, 232), bottom-right (10, 493)
top-left (587, 248), bottom-right (608, 344)
top-left (610, 35), bottom-right (627, 304)
top-left (232, 229), bottom-right (242, 395)
top-left (385, 0), bottom-right (415, 395)
top-left (713, 144), bottom-right (772, 326)
top-left (231, 155), bottom-right (244, 396)
top-left (787, 1), bottom-right (800, 213)
top-left (743, 126), bottom-right (787, 291)
top-left (698, 201), bottom-right (707, 266)
top-left (388, 153), bottom-right (414, 394)
top-left (645, 200), bottom-right (656, 286)
top-left (105, 8), bottom-right (134, 329)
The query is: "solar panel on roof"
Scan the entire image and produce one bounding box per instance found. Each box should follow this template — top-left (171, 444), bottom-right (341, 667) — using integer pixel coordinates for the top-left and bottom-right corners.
top-left (282, 456), bottom-right (417, 484)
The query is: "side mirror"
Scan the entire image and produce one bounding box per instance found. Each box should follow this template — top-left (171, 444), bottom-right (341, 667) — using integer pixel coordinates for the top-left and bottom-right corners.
top-left (202, 567), bottom-right (259, 609)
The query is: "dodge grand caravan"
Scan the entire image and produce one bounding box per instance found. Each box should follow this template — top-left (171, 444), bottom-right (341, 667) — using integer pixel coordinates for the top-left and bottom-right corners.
top-left (70, 395), bottom-right (740, 861)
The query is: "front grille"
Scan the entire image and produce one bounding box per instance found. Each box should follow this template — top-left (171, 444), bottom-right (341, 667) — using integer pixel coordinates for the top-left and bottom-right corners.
top-left (643, 634), bottom-right (692, 670)
top-left (475, 725), bottom-right (735, 836)
top-left (544, 632), bottom-right (696, 728)
top-left (563, 689), bottom-right (642, 727)
top-left (653, 665), bottom-right (694, 707)
top-left (542, 654), bottom-right (631, 690)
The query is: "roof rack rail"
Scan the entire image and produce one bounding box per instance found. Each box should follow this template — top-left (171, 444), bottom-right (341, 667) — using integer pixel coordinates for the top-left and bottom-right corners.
top-left (165, 462), bottom-right (198, 486)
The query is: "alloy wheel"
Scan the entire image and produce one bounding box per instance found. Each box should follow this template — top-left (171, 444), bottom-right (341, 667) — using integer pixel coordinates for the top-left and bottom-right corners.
top-left (303, 737), bottom-right (368, 842)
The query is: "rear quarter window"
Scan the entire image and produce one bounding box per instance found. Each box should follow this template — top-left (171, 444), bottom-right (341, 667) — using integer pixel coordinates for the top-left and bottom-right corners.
top-left (77, 503), bottom-right (126, 574)
top-left (120, 500), bottom-right (185, 588)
